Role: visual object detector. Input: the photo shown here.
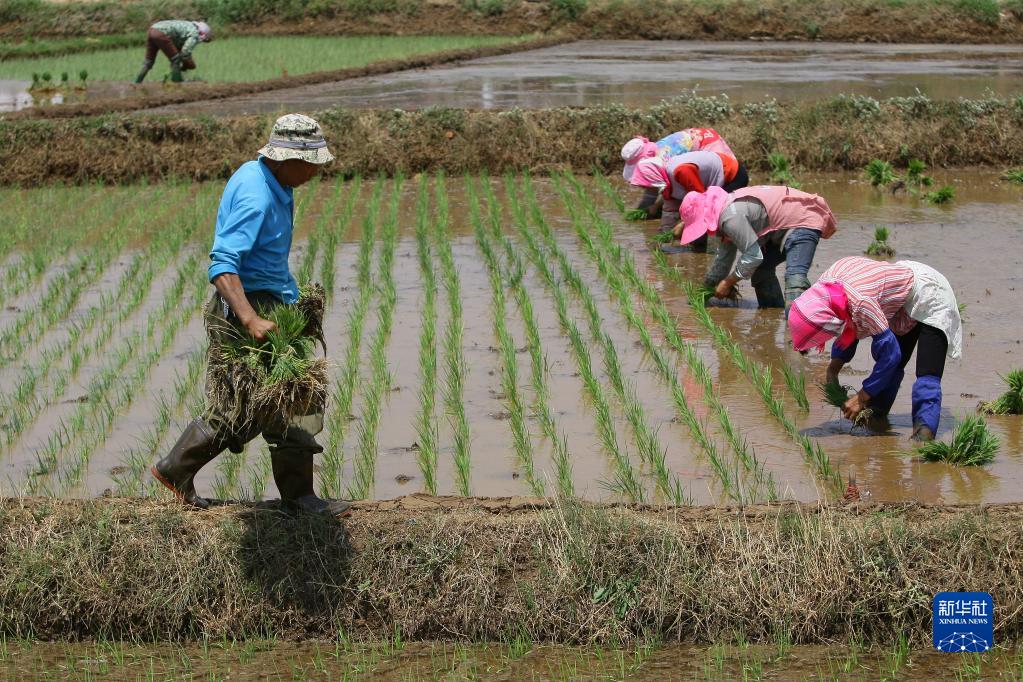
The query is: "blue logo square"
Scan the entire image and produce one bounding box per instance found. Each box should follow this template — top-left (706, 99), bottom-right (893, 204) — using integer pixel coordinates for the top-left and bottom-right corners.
top-left (933, 592), bottom-right (994, 652)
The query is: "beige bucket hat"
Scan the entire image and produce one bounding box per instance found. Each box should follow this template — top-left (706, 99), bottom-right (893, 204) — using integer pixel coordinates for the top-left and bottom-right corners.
top-left (257, 113), bottom-right (334, 165)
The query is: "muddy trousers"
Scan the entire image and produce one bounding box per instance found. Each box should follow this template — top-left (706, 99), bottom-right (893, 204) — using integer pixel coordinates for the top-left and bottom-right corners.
top-left (866, 324), bottom-right (947, 433)
top-left (201, 291), bottom-right (325, 500)
top-left (750, 227), bottom-right (819, 308)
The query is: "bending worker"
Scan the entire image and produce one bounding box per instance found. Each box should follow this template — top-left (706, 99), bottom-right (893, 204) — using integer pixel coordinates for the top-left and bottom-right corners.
top-left (628, 149), bottom-right (748, 250)
top-left (134, 19), bottom-right (212, 83)
top-left (152, 114), bottom-right (350, 516)
top-left (676, 185), bottom-right (835, 307)
top-left (621, 128), bottom-right (746, 221)
top-left (789, 256), bottom-right (963, 441)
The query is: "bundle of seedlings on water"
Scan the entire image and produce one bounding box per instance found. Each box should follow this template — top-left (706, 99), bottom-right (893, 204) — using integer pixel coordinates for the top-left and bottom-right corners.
top-left (979, 368), bottom-right (1023, 415)
top-left (208, 284), bottom-right (328, 431)
top-left (689, 282), bottom-right (740, 303)
top-left (819, 379), bottom-right (873, 429)
top-left (650, 230), bottom-right (675, 244)
top-left (1002, 168), bottom-right (1023, 184)
top-left (768, 152), bottom-right (800, 187)
top-left (924, 185), bottom-right (955, 204)
top-left (865, 226), bottom-right (896, 257)
top-left (905, 159), bottom-right (933, 189)
top-left (624, 208), bottom-right (649, 221)
top-left (865, 159), bottom-right (897, 188)
top-left (915, 415), bottom-right (999, 466)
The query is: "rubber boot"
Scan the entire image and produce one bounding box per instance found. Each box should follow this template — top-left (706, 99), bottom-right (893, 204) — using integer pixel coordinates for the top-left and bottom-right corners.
top-left (271, 450), bottom-right (351, 517)
top-left (911, 374), bottom-right (942, 441)
top-left (133, 59), bottom-right (154, 84)
top-left (752, 270), bottom-right (785, 308)
top-left (151, 419), bottom-right (224, 508)
top-left (170, 62), bottom-right (184, 83)
top-left (784, 274), bottom-right (812, 315)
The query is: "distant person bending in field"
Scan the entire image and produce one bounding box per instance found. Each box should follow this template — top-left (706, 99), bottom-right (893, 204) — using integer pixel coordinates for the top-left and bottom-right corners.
top-left (134, 19), bottom-right (212, 83)
top-left (789, 256), bottom-right (962, 441)
top-left (627, 147), bottom-right (748, 252)
top-left (620, 128), bottom-right (747, 223)
top-left (152, 114), bottom-right (351, 517)
top-left (677, 185), bottom-right (836, 308)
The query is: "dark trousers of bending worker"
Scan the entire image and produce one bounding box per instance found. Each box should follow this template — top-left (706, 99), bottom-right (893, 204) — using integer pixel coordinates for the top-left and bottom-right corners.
top-left (652, 163), bottom-right (750, 252)
top-left (135, 28), bottom-right (196, 83)
top-left (833, 323), bottom-right (947, 433)
top-left (153, 291), bottom-right (325, 509)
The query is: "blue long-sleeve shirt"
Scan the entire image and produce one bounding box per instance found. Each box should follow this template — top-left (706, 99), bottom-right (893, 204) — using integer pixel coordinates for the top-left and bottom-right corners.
top-left (208, 159), bottom-right (299, 304)
top-left (831, 330), bottom-right (902, 397)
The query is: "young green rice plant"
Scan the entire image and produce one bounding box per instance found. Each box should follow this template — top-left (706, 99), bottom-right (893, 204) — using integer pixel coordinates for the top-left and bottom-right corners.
top-left (924, 185), bottom-right (955, 204)
top-left (781, 364), bottom-right (810, 412)
top-left (768, 151), bottom-right (800, 187)
top-left (348, 176), bottom-right (403, 500)
top-left (1002, 168), bottom-right (1023, 183)
top-left (434, 173), bottom-right (473, 496)
top-left (320, 178), bottom-right (383, 497)
top-left (319, 175), bottom-right (362, 300)
top-left (413, 177), bottom-right (440, 494)
top-left (979, 368), bottom-right (1023, 415)
top-left (865, 159), bottom-right (897, 187)
top-left (624, 208), bottom-right (649, 222)
top-left (915, 415), bottom-right (999, 466)
top-left (905, 159), bottom-right (933, 189)
top-left (490, 177), bottom-right (574, 497)
top-left (508, 176), bottom-right (643, 502)
top-left (470, 178), bottom-right (542, 495)
top-left (865, 225), bottom-right (896, 257)
top-left (295, 177), bottom-right (337, 286)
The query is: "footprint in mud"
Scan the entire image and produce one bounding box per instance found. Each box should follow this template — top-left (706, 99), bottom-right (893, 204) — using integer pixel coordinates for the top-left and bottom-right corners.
top-left (489, 411), bottom-right (513, 421)
top-left (395, 474), bottom-right (414, 484)
top-left (109, 465), bottom-right (129, 475)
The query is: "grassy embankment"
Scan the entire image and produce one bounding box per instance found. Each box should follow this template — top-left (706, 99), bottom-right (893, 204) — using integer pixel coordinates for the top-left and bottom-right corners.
top-left (3, 0), bottom-right (1023, 43)
top-left (1, 496), bottom-right (1022, 647)
top-left (2, 92), bottom-right (1022, 185)
top-left (0, 34), bottom-right (531, 83)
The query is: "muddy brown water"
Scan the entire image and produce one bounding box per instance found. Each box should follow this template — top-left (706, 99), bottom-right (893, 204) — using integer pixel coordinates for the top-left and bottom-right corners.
top-left (0, 172), bottom-right (1020, 505)
top-left (141, 40), bottom-right (1023, 116)
top-left (2, 639), bottom-right (1021, 680)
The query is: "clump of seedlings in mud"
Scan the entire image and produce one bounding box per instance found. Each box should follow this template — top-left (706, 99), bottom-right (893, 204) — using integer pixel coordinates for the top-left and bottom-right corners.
top-left (767, 152), bottom-right (800, 187)
top-left (1003, 168), bottom-right (1023, 184)
top-left (979, 368), bottom-right (1023, 415)
top-left (865, 159), bottom-right (897, 187)
top-left (819, 379), bottom-right (873, 430)
top-left (865, 226), bottom-right (896, 257)
top-left (865, 159), bottom-right (934, 195)
top-left (924, 185), bottom-right (955, 204)
top-left (915, 415), bottom-right (999, 466)
top-left (624, 208), bottom-right (649, 221)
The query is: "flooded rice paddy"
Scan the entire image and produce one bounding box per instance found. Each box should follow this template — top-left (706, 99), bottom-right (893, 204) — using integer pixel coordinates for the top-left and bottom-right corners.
top-left (0, 171), bottom-right (1019, 505)
top-left (144, 40), bottom-right (1023, 115)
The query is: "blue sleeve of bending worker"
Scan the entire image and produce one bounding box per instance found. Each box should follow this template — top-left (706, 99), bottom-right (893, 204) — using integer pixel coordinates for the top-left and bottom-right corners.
top-left (862, 330), bottom-right (901, 397)
top-left (831, 338), bottom-right (858, 362)
top-left (208, 202), bottom-right (264, 280)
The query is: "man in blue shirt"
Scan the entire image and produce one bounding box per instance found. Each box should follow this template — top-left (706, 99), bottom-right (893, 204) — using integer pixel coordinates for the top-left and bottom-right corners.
top-left (152, 114), bottom-right (349, 516)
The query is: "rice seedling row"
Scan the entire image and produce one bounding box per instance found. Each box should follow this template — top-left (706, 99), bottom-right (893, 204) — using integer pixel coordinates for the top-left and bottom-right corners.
top-left (482, 178), bottom-right (574, 498)
top-left (0, 191), bottom-right (211, 455)
top-left (468, 178), bottom-right (543, 496)
top-left (319, 175), bottom-right (363, 301)
top-left (433, 174), bottom-right (474, 496)
top-left (25, 251), bottom-right (208, 495)
top-left (295, 178), bottom-right (342, 287)
top-left (319, 178), bottom-right (384, 498)
top-left (534, 176), bottom-right (686, 503)
top-left (413, 177), bottom-right (440, 494)
top-left (661, 265), bottom-right (843, 495)
top-left (112, 347), bottom-right (206, 497)
top-left (505, 176), bottom-right (643, 502)
top-left (347, 177), bottom-right (403, 500)
top-left (567, 173), bottom-right (776, 503)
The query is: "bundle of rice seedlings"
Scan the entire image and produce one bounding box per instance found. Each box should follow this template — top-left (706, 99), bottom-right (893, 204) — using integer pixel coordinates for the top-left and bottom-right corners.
top-left (979, 368), bottom-right (1023, 415)
top-left (865, 226), bottom-right (896, 257)
top-left (819, 379), bottom-right (873, 428)
top-left (924, 185), bottom-right (955, 204)
top-left (690, 283), bottom-right (741, 303)
top-left (1001, 168), bottom-right (1023, 184)
top-left (865, 159), bottom-right (897, 187)
top-left (624, 208), bottom-right (649, 221)
top-left (206, 285), bottom-right (328, 430)
top-left (650, 230), bottom-right (675, 244)
top-left (916, 415), bottom-right (999, 466)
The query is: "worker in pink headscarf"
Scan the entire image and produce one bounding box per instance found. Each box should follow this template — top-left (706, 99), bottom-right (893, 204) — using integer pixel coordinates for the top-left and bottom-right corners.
top-left (788, 256), bottom-right (962, 441)
top-left (676, 185), bottom-right (835, 307)
top-left (620, 128), bottom-right (747, 224)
